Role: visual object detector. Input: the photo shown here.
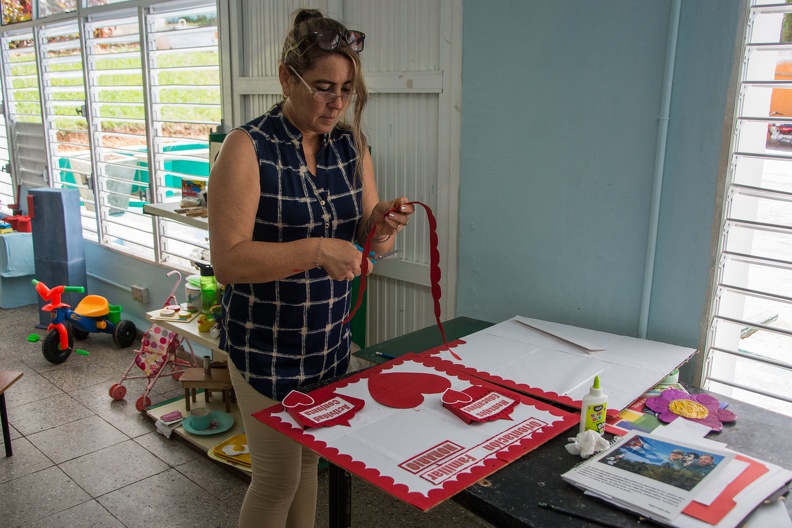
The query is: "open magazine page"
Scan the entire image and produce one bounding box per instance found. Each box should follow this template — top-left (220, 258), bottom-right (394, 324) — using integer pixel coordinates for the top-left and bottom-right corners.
top-left (562, 431), bottom-right (735, 523)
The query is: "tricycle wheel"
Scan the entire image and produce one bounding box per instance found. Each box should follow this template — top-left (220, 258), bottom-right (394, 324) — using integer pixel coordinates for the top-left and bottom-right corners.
top-left (109, 383), bottom-right (126, 400)
top-left (113, 320), bottom-right (137, 348)
top-left (135, 395), bottom-right (152, 412)
top-left (70, 324), bottom-right (90, 341)
top-left (42, 329), bottom-right (73, 364)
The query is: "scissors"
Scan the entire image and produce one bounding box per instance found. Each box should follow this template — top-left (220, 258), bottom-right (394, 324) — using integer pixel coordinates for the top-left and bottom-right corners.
top-left (354, 243), bottom-right (401, 263)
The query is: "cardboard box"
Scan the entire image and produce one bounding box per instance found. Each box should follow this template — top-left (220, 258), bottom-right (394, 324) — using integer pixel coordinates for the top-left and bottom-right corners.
top-left (181, 179), bottom-right (206, 207)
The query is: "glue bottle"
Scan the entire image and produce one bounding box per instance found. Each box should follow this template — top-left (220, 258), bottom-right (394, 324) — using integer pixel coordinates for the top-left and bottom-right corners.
top-left (580, 375), bottom-right (608, 434)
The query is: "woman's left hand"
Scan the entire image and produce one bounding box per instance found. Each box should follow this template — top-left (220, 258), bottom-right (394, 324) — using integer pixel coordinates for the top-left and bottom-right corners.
top-left (369, 197), bottom-right (415, 239)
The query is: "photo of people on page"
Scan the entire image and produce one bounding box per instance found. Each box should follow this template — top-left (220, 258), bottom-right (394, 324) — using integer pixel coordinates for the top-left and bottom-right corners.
top-left (598, 434), bottom-right (725, 491)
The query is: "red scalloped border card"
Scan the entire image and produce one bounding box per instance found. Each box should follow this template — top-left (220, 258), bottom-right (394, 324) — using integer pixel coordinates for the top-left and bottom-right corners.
top-left (254, 353), bottom-right (577, 511)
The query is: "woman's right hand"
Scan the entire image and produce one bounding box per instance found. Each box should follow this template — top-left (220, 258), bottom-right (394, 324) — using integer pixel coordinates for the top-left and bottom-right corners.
top-left (317, 238), bottom-right (373, 282)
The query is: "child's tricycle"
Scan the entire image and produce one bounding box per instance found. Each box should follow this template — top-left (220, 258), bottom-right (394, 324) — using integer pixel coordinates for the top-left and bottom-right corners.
top-left (32, 279), bottom-right (138, 364)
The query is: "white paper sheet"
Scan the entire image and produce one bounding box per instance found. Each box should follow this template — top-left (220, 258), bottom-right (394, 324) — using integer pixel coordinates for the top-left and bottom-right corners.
top-left (431, 316), bottom-right (696, 412)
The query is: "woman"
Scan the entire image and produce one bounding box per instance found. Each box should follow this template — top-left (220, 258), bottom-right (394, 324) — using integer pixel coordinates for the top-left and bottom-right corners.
top-left (207, 9), bottom-right (414, 528)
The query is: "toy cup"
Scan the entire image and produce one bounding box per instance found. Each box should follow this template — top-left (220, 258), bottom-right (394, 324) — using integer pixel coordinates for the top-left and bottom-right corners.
top-left (190, 407), bottom-right (212, 430)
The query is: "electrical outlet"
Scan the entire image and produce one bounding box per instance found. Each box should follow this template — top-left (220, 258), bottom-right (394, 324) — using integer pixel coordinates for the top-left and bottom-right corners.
top-left (131, 285), bottom-right (149, 303)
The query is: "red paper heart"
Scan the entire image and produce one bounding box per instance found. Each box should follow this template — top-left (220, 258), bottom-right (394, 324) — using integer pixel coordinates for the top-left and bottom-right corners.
top-left (282, 390), bottom-right (315, 408)
top-left (442, 389), bottom-right (473, 405)
top-left (368, 372), bottom-right (452, 409)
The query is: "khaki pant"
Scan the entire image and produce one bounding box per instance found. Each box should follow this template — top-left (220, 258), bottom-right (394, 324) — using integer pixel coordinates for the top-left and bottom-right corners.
top-left (229, 360), bottom-right (319, 528)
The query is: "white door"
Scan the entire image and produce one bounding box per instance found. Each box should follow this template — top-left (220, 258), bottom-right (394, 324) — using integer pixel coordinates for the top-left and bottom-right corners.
top-left (222, 0), bottom-right (462, 345)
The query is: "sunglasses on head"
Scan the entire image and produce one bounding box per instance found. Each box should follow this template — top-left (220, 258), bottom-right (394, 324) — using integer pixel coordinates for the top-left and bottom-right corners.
top-left (301, 29), bottom-right (365, 53)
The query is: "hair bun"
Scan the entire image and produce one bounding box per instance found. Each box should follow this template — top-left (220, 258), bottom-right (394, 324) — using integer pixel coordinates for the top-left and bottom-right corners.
top-left (294, 9), bottom-right (323, 27)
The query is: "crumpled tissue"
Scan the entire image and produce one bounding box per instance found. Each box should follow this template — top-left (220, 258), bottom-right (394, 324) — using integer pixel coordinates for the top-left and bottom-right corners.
top-left (155, 418), bottom-right (181, 439)
top-left (565, 429), bottom-right (611, 458)
top-left (154, 410), bottom-right (184, 439)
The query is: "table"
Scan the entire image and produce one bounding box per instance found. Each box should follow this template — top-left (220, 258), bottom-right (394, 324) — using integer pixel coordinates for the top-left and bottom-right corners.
top-left (0, 371), bottom-right (24, 456)
top-left (144, 202), bottom-right (208, 230)
top-left (340, 317), bottom-right (792, 528)
top-left (145, 309), bottom-right (223, 356)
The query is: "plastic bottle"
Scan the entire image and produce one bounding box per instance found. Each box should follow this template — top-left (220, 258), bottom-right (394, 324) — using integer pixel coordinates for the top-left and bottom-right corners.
top-left (580, 375), bottom-right (608, 434)
top-left (185, 275), bottom-right (202, 312)
top-left (194, 261), bottom-right (217, 315)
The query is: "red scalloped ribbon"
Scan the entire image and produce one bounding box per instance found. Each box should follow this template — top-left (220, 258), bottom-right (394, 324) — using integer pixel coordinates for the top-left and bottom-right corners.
top-left (344, 202), bottom-right (459, 360)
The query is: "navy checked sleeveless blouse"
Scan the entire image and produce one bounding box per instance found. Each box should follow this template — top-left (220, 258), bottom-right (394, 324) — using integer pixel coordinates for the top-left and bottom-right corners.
top-left (219, 104), bottom-right (363, 400)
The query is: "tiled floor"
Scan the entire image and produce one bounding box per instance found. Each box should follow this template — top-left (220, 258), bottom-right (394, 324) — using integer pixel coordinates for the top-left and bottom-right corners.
top-left (0, 304), bottom-right (493, 528)
top-left (0, 304), bottom-right (246, 528)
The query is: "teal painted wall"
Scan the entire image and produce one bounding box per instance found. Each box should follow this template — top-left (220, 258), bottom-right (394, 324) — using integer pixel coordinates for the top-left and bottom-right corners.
top-left (457, 0), bottom-right (741, 354)
top-left (84, 1), bottom-right (742, 365)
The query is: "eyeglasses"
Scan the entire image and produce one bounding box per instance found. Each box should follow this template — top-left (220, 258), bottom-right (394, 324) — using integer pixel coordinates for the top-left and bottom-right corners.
top-left (300, 29), bottom-right (365, 53)
top-left (288, 65), bottom-right (350, 104)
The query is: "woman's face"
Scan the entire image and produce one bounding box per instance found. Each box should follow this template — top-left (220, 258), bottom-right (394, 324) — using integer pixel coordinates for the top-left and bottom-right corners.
top-left (282, 53), bottom-right (353, 138)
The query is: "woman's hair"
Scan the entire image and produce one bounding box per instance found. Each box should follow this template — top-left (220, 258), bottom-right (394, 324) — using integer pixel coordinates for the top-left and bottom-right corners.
top-left (281, 9), bottom-right (369, 177)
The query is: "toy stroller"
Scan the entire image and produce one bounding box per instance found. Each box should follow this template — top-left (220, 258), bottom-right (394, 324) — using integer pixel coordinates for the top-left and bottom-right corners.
top-left (109, 271), bottom-right (198, 411)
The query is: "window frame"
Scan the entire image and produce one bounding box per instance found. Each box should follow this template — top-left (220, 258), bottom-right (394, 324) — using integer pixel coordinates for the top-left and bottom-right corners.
top-left (702, 0), bottom-right (792, 415)
top-left (0, 0), bottom-right (221, 273)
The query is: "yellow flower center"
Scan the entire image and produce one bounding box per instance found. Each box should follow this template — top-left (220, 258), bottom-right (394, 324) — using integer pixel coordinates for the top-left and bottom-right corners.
top-left (668, 399), bottom-right (709, 419)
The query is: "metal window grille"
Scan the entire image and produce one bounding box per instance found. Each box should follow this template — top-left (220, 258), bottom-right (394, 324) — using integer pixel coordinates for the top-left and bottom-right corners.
top-left (0, 31), bottom-right (47, 192)
top-left (1, 0), bottom-right (221, 270)
top-left (705, 0), bottom-right (792, 416)
top-left (143, 3), bottom-right (220, 269)
top-left (39, 22), bottom-right (94, 237)
top-left (0, 80), bottom-right (12, 208)
top-left (84, 14), bottom-right (153, 255)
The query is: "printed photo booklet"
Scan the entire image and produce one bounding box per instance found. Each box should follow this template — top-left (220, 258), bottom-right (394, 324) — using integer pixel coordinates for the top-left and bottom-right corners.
top-left (561, 430), bottom-right (791, 528)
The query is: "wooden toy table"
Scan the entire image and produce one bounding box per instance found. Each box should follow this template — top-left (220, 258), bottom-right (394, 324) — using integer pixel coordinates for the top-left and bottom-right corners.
top-left (179, 367), bottom-right (234, 413)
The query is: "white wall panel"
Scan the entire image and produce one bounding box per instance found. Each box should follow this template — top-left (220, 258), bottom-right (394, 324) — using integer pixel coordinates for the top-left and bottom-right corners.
top-left (368, 275), bottom-right (436, 345)
top-left (365, 93), bottom-right (438, 265)
top-left (224, 0), bottom-right (461, 346)
top-left (241, 94), bottom-right (280, 122)
top-left (345, 0), bottom-right (441, 72)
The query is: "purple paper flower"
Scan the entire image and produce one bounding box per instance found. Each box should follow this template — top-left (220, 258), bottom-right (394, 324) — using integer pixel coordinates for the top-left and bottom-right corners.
top-left (644, 388), bottom-right (736, 432)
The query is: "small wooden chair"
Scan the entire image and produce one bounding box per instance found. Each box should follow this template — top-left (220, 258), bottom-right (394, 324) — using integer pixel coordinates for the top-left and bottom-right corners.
top-left (0, 371), bottom-right (23, 456)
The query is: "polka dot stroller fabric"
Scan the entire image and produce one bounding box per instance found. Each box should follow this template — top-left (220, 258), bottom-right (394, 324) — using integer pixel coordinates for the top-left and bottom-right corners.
top-left (135, 324), bottom-right (180, 377)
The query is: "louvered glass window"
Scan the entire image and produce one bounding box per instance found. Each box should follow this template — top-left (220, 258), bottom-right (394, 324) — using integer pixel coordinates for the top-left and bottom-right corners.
top-left (144, 4), bottom-right (219, 268)
top-left (39, 0), bottom-right (76, 18)
top-left (0, 31), bottom-right (46, 191)
top-left (1, 1), bottom-right (32, 25)
top-left (0, 0), bottom-right (220, 273)
top-left (86, 0), bottom-right (131, 6)
top-left (39, 23), bottom-right (92, 236)
top-left (84, 14), bottom-right (153, 255)
top-left (0, 83), bottom-right (12, 209)
top-left (705, 0), bottom-right (792, 417)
